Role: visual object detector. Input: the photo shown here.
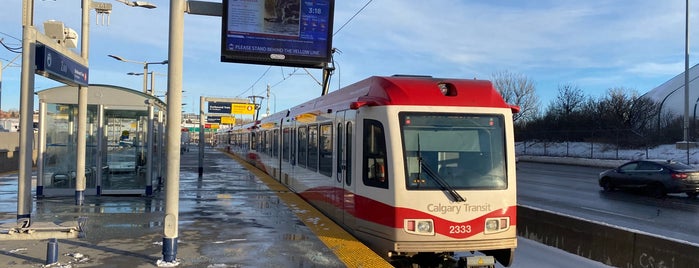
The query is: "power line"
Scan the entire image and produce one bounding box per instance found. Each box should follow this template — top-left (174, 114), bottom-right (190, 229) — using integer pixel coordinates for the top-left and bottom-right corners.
top-left (235, 66), bottom-right (272, 98)
top-left (241, 0), bottom-right (373, 97)
top-left (334, 0), bottom-right (373, 36)
top-left (0, 31), bottom-right (21, 42)
top-left (0, 39), bottom-right (21, 53)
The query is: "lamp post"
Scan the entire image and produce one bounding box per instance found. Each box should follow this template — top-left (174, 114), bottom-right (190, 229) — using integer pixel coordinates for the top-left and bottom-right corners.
top-left (108, 54), bottom-right (167, 93)
top-left (248, 95), bottom-right (264, 121)
top-left (127, 71), bottom-right (166, 95)
top-left (109, 57), bottom-right (166, 196)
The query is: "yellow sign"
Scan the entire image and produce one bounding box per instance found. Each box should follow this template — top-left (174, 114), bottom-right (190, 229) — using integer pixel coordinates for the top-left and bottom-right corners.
top-left (295, 113), bottom-right (318, 123)
top-left (232, 103), bottom-right (255, 115)
top-left (221, 116), bottom-right (235, 124)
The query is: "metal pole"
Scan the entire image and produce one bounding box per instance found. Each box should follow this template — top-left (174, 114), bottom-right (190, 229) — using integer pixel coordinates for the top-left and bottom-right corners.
top-left (18, 0), bottom-right (35, 227)
top-left (685, 0), bottom-right (691, 164)
top-left (198, 96), bottom-right (204, 177)
top-left (157, 110), bottom-right (164, 190)
top-left (146, 101), bottom-right (154, 195)
top-left (143, 64), bottom-right (149, 93)
top-left (162, 0), bottom-right (185, 263)
top-left (150, 71), bottom-right (155, 94)
top-left (0, 61), bottom-right (3, 112)
top-left (75, 0), bottom-right (91, 205)
top-left (37, 101), bottom-right (46, 196)
top-left (96, 104), bottom-right (104, 195)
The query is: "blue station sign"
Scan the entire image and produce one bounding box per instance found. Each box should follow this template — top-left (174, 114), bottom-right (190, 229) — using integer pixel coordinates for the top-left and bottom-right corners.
top-left (35, 43), bottom-right (89, 86)
top-left (208, 102), bottom-right (232, 114)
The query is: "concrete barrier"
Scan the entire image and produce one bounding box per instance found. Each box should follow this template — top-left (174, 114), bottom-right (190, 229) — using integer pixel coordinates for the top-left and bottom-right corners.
top-left (0, 132), bottom-right (36, 173)
top-left (518, 205), bottom-right (699, 267)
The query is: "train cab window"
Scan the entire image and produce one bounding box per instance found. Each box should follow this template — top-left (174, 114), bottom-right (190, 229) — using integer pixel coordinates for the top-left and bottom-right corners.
top-left (319, 123), bottom-right (333, 176)
top-left (363, 119), bottom-right (388, 189)
top-left (400, 112), bottom-right (507, 190)
top-left (298, 126), bottom-right (308, 167)
top-left (308, 124), bottom-right (319, 172)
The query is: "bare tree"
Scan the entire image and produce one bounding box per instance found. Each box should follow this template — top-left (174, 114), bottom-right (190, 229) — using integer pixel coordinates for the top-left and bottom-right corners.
top-left (491, 71), bottom-right (540, 122)
top-left (548, 83), bottom-right (585, 117)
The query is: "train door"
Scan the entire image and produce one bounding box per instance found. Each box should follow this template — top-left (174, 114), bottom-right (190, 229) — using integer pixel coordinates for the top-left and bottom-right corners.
top-left (336, 110), bottom-right (356, 229)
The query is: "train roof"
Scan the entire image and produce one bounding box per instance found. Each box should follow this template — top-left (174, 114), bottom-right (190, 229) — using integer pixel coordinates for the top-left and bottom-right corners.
top-left (256, 75), bottom-right (518, 125)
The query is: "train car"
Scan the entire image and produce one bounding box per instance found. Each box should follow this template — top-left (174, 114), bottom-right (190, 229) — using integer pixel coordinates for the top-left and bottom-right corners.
top-left (222, 75), bottom-right (519, 267)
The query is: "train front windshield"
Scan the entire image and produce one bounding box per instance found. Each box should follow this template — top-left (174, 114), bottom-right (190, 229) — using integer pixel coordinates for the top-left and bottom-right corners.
top-left (400, 112), bottom-right (508, 190)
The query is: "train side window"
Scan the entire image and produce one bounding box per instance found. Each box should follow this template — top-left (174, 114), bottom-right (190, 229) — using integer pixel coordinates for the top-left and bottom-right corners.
top-left (272, 129), bottom-right (279, 159)
top-left (282, 128), bottom-right (290, 162)
top-left (336, 122), bottom-right (343, 182)
top-left (250, 132), bottom-right (256, 150)
top-left (291, 128), bottom-right (296, 165)
top-left (346, 122), bottom-right (352, 186)
top-left (363, 119), bottom-right (388, 189)
top-left (308, 124), bottom-right (319, 172)
top-left (298, 126), bottom-right (307, 167)
top-left (319, 123), bottom-right (333, 177)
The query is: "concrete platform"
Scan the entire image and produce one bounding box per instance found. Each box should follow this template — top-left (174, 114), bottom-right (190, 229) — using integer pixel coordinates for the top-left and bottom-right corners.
top-left (0, 147), bottom-right (391, 267)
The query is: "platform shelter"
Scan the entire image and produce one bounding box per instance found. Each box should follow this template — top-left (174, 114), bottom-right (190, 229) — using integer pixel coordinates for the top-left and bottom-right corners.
top-left (36, 84), bottom-right (167, 196)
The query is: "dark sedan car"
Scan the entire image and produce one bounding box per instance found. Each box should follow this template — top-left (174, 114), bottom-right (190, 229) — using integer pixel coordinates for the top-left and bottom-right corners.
top-left (598, 160), bottom-right (699, 198)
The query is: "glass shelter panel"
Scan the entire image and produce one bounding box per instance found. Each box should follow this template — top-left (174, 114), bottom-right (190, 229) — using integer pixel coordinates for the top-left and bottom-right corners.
top-left (103, 110), bottom-right (148, 191)
top-left (43, 103), bottom-right (99, 189)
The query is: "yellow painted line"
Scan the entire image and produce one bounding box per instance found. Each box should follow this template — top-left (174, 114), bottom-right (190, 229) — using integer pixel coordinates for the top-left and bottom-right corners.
top-left (224, 151), bottom-right (393, 268)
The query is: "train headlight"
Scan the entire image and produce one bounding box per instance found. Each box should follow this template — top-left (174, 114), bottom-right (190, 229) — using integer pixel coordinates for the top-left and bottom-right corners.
top-left (484, 217), bottom-right (510, 234)
top-left (404, 219), bottom-right (435, 236)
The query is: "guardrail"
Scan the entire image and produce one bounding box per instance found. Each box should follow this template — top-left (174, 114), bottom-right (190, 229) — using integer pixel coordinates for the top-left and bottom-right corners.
top-left (518, 205), bottom-right (699, 267)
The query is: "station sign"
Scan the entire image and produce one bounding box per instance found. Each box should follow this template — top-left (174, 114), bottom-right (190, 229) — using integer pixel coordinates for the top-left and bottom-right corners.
top-left (208, 102), bottom-right (232, 114)
top-left (35, 43), bottom-right (89, 86)
top-left (232, 103), bottom-right (255, 115)
top-left (207, 116), bottom-right (221, 123)
top-left (221, 116), bottom-right (235, 124)
top-left (208, 102), bottom-right (255, 115)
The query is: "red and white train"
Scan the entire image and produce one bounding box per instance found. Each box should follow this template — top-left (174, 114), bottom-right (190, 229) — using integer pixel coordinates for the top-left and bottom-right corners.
top-left (218, 75), bottom-right (519, 267)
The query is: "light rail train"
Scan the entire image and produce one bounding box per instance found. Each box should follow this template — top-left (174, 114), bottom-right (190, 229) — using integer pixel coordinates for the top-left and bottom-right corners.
top-left (217, 75), bottom-right (519, 267)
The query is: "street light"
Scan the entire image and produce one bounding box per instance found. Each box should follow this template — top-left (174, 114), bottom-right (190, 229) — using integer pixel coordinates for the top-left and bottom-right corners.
top-left (108, 54), bottom-right (167, 94)
top-left (127, 71), bottom-right (166, 95)
top-left (115, 0), bottom-right (157, 9)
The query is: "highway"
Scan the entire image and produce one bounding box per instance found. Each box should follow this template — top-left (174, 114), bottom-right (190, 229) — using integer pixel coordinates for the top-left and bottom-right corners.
top-left (517, 161), bottom-right (699, 245)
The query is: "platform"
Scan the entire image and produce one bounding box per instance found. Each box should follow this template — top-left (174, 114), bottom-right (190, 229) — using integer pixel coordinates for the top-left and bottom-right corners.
top-left (0, 147), bottom-right (391, 267)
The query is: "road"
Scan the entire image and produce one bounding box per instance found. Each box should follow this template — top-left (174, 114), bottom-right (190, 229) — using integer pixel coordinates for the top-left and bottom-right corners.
top-left (517, 161), bottom-right (699, 245)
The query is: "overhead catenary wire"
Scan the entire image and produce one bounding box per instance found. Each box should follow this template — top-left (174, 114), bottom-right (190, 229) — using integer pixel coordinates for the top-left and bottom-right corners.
top-left (0, 39), bottom-right (22, 54)
top-left (240, 0), bottom-right (373, 96)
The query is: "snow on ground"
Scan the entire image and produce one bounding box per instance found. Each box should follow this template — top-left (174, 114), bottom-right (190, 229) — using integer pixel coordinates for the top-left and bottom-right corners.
top-left (517, 141), bottom-right (699, 167)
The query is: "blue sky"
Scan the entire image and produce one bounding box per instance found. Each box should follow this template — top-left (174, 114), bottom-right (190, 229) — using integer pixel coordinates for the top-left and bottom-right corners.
top-left (1, 0), bottom-right (698, 115)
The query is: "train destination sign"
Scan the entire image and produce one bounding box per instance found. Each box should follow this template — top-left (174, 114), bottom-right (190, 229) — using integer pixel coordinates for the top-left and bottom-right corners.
top-left (221, 0), bottom-right (335, 68)
top-left (35, 43), bottom-right (89, 86)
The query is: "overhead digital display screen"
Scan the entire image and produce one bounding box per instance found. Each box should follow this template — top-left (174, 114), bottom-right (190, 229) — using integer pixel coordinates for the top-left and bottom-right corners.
top-left (221, 0), bottom-right (335, 69)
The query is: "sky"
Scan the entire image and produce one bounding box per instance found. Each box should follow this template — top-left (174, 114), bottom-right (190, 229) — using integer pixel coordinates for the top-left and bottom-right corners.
top-left (1, 0), bottom-right (698, 116)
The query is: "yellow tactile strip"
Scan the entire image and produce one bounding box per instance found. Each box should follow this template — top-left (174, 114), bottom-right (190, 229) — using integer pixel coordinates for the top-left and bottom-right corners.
top-left (225, 152), bottom-right (393, 268)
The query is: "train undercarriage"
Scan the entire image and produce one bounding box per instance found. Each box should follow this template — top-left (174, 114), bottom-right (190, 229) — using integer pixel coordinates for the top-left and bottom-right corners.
top-left (388, 249), bottom-right (513, 268)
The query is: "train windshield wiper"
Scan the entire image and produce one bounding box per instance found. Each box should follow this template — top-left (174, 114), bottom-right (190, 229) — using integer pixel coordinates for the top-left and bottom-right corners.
top-left (417, 134), bottom-right (466, 202)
